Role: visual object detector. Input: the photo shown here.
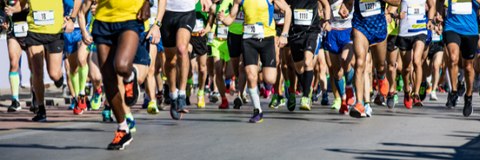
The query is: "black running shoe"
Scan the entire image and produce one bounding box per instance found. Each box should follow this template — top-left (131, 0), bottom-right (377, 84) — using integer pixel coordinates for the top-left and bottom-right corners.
top-left (170, 98), bottom-right (183, 120)
top-left (287, 93), bottom-right (296, 111)
top-left (164, 85), bottom-right (171, 105)
top-left (32, 112), bottom-right (46, 122)
top-left (186, 95), bottom-right (191, 106)
top-left (233, 96), bottom-right (243, 109)
top-left (320, 93), bottom-right (329, 105)
top-left (419, 82), bottom-right (427, 101)
top-left (386, 93), bottom-right (395, 109)
top-left (457, 82), bottom-right (465, 96)
top-left (124, 67), bottom-right (139, 106)
top-left (107, 130), bottom-right (132, 150)
top-left (177, 95), bottom-right (189, 113)
top-left (8, 99), bottom-right (21, 112)
top-left (54, 76), bottom-right (64, 88)
top-left (446, 91), bottom-right (458, 108)
top-left (463, 95), bottom-right (473, 117)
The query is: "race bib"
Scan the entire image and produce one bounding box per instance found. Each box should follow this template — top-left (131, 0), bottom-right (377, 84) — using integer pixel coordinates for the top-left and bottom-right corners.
top-left (208, 32), bottom-right (214, 43)
top-left (452, 0), bottom-right (472, 15)
top-left (243, 23), bottom-right (264, 39)
top-left (217, 21), bottom-right (229, 39)
top-left (407, 4), bottom-right (425, 17)
top-left (432, 32), bottom-right (441, 42)
top-left (13, 21), bottom-right (28, 37)
top-left (294, 9), bottom-right (313, 25)
top-left (234, 11), bottom-right (245, 24)
top-left (359, 0), bottom-right (381, 17)
top-left (274, 13), bottom-right (285, 25)
top-left (33, 11), bottom-right (55, 25)
top-left (193, 19), bottom-right (204, 32)
top-left (332, 5), bottom-right (342, 19)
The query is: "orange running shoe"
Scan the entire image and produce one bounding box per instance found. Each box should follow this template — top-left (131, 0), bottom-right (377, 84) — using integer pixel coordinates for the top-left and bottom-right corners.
top-left (346, 85), bottom-right (356, 105)
top-left (426, 86), bottom-right (432, 94)
top-left (218, 97), bottom-right (229, 109)
top-left (78, 95), bottom-right (87, 110)
top-left (350, 103), bottom-right (366, 118)
top-left (339, 99), bottom-right (348, 114)
top-left (378, 78), bottom-right (389, 96)
top-left (404, 92), bottom-right (412, 109)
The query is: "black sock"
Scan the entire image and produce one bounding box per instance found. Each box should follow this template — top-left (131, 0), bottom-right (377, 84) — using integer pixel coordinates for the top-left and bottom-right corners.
top-left (302, 70), bottom-right (314, 97)
top-left (104, 105), bottom-right (111, 110)
top-left (39, 105), bottom-right (46, 114)
top-left (279, 95), bottom-right (284, 99)
top-left (296, 72), bottom-right (304, 84)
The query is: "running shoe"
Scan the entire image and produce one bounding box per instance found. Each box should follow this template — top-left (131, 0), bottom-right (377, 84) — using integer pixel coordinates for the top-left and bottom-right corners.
top-left (7, 99), bottom-right (21, 112)
top-left (259, 87), bottom-right (265, 98)
top-left (463, 95), bottom-right (473, 117)
top-left (426, 84), bottom-right (432, 94)
top-left (446, 92), bottom-right (458, 109)
top-left (102, 109), bottom-right (113, 123)
top-left (126, 117), bottom-right (136, 133)
top-left (287, 93), bottom-right (296, 111)
top-left (73, 105), bottom-right (84, 115)
top-left (321, 93), bottom-right (330, 105)
top-left (299, 97), bottom-right (311, 111)
top-left (170, 98), bottom-right (183, 120)
top-left (147, 101), bottom-right (159, 114)
top-left (164, 85), bottom-right (171, 105)
top-left (186, 95), bottom-right (191, 106)
top-left (32, 112), bottom-right (46, 122)
top-left (346, 85), bottom-right (355, 105)
top-left (142, 97), bottom-right (149, 109)
top-left (438, 85), bottom-right (446, 93)
top-left (278, 97), bottom-right (287, 108)
top-left (218, 98), bottom-right (229, 109)
top-left (156, 93), bottom-right (165, 110)
top-left (177, 95), bottom-right (189, 113)
top-left (419, 82), bottom-right (427, 101)
top-left (378, 78), bottom-right (389, 96)
top-left (339, 99), bottom-right (348, 114)
top-left (249, 109), bottom-right (263, 123)
top-left (457, 81), bottom-right (465, 96)
top-left (107, 130), bottom-right (132, 150)
top-left (91, 90), bottom-right (102, 110)
top-left (233, 96), bottom-right (242, 109)
top-left (68, 99), bottom-right (75, 110)
top-left (396, 76), bottom-right (404, 91)
top-left (350, 103), bottom-right (366, 118)
top-left (413, 94), bottom-right (423, 107)
top-left (365, 103), bottom-right (372, 117)
top-left (311, 92), bottom-right (318, 103)
top-left (404, 92), bottom-right (412, 109)
top-left (30, 89), bottom-right (38, 113)
top-left (226, 88), bottom-right (230, 95)
top-left (374, 94), bottom-right (385, 106)
top-left (264, 89), bottom-right (270, 99)
top-left (386, 92), bottom-right (395, 109)
top-left (86, 98), bottom-right (92, 111)
top-left (210, 92), bottom-right (219, 103)
top-left (430, 90), bottom-right (438, 101)
top-left (242, 93), bottom-right (249, 103)
top-left (394, 93), bottom-right (398, 104)
top-left (331, 98), bottom-right (341, 109)
top-left (78, 95), bottom-right (88, 110)
top-left (197, 95), bottom-right (205, 108)
top-left (124, 67), bottom-right (139, 106)
top-left (269, 95), bottom-right (279, 108)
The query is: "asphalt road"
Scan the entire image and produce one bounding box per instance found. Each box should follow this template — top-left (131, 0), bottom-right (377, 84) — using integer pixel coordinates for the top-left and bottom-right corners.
top-left (1, 91), bottom-right (480, 160)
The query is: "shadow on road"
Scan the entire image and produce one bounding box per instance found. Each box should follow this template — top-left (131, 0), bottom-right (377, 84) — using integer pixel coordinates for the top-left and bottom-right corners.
top-left (325, 131), bottom-right (480, 160)
top-left (0, 144), bottom-right (103, 150)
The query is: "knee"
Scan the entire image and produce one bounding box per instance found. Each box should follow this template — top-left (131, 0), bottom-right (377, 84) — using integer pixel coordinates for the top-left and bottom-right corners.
top-left (49, 72), bottom-right (62, 81)
top-left (78, 57), bottom-right (87, 67)
top-left (198, 64), bottom-right (207, 75)
top-left (177, 45), bottom-right (189, 59)
top-left (413, 59), bottom-right (422, 68)
top-left (264, 75), bottom-right (276, 85)
top-left (247, 73), bottom-right (257, 84)
top-left (464, 62), bottom-right (474, 71)
top-left (449, 55), bottom-right (459, 65)
top-left (356, 58), bottom-right (365, 70)
top-left (9, 60), bottom-right (19, 71)
top-left (114, 63), bottom-right (131, 77)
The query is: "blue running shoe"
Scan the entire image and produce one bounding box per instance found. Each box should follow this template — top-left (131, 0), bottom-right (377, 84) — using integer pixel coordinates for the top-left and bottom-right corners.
top-left (142, 96), bottom-right (149, 109)
top-left (68, 99), bottom-right (76, 110)
top-left (91, 91), bottom-right (102, 110)
top-left (321, 93), bottom-right (330, 105)
top-left (102, 109), bottom-right (113, 123)
top-left (249, 109), bottom-right (263, 123)
top-left (126, 117), bottom-right (136, 133)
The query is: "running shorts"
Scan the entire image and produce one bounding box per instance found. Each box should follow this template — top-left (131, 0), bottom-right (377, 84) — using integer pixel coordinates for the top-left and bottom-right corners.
top-left (396, 34), bottom-right (427, 51)
top-left (387, 35), bottom-right (398, 51)
top-left (352, 23), bottom-right (387, 46)
top-left (288, 31), bottom-right (321, 62)
top-left (63, 29), bottom-right (83, 54)
top-left (160, 10), bottom-right (196, 48)
top-left (211, 39), bottom-right (230, 62)
top-left (443, 31), bottom-right (479, 60)
top-left (190, 36), bottom-right (208, 56)
top-left (227, 32), bottom-right (244, 58)
top-left (243, 37), bottom-right (276, 68)
top-left (325, 28), bottom-right (352, 54)
top-left (427, 41), bottom-right (443, 60)
top-left (7, 32), bottom-right (27, 51)
top-left (26, 32), bottom-right (64, 53)
top-left (135, 32), bottom-right (152, 66)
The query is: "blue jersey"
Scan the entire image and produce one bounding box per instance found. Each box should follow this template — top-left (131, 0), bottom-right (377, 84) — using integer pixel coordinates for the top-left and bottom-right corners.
top-left (352, 0), bottom-right (387, 45)
top-left (63, 0), bottom-right (92, 25)
top-left (444, 0), bottom-right (479, 36)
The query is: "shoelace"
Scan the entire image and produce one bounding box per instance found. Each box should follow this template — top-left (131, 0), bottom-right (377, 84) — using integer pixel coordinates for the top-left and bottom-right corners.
top-left (112, 131), bottom-right (126, 144)
top-left (125, 83), bottom-right (133, 97)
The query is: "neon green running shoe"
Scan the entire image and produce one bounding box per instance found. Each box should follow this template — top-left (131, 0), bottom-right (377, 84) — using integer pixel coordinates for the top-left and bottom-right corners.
top-left (278, 97), bottom-right (286, 108)
top-left (90, 91), bottom-right (102, 110)
top-left (147, 101), bottom-right (159, 114)
top-left (269, 94), bottom-right (279, 108)
top-left (299, 97), bottom-right (311, 111)
top-left (331, 98), bottom-right (341, 109)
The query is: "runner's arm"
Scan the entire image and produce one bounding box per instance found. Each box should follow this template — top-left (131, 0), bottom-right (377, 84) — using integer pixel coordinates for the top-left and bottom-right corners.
top-left (200, 3), bottom-right (217, 37)
top-left (79, 0), bottom-right (93, 37)
top-left (147, 0), bottom-right (167, 44)
top-left (274, 0), bottom-right (291, 35)
top-left (218, 0), bottom-right (241, 26)
top-left (63, 0), bottom-right (83, 33)
top-left (18, 0), bottom-right (27, 10)
top-left (319, 0), bottom-right (331, 31)
top-left (426, 0), bottom-right (436, 30)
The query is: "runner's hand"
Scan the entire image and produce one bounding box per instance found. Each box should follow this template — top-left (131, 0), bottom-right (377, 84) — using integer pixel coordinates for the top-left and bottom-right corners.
top-left (435, 12), bottom-right (443, 23)
top-left (137, 0), bottom-right (151, 21)
top-left (201, 0), bottom-right (211, 13)
top-left (322, 21), bottom-right (331, 32)
top-left (435, 24), bottom-right (443, 35)
top-left (217, 10), bottom-right (226, 22)
top-left (339, 5), bottom-right (349, 19)
top-left (1, 22), bottom-right (8, 31)
top-left (62, 17), bottom-right (75, 33)
top-left (199, 26), bottom-right (211, 37)
top-left (147, 25), bottom-right (161, 44)
top-left (278, 36), bottom-right (288, 48)
top-left (4, 6), bottom-right (13, 16)
top-left (385, 13), bottom-right (392, 24)
top-left (82, 34), bottom-right (93, 46)
top-left (427, 19), bottom-right (434, 30)
top-left (399, 11), bottom-right (406, 19)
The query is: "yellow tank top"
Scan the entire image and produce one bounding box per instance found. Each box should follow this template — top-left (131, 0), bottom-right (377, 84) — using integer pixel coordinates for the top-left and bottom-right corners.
top-left (242, 0), bottom-right (276, 38)
top-left (27, 0), bottom-right (63, 34)
top-left (96, 0), bottom-right (144, 22)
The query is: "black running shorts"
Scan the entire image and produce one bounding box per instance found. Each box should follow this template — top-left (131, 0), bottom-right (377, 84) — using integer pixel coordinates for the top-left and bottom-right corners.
top-left (288, 31), bottom-right (320, 62)
top-left (26, 31), bottom-right (64, 53)
top-left (243, 37), bottom-right (276, 68)
top-left (396, 34), bottom-right (427, 51)
top-left (227, 32), bottom-right (243, 58)
top-left (160, 10), bottom-right (196, 48)
top-left (190, 36), bottom-right (208, 56)
top-left (387, 35), bottom-right (398, 52)
top-left (443, 31), bottom-right (479, 60)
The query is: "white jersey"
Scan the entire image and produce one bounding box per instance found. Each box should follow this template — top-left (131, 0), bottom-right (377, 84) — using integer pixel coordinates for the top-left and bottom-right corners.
top-left (166, 0), bottom-right (196, 12)
top-left (398, 0), bottom-right (427, 37)
top-left (330, 0), bottom-right (353, 29)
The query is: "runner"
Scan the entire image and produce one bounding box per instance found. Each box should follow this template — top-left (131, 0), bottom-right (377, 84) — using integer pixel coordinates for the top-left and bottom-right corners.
top-left (437, 0), bottom-right (479, 117)
top-left (17, 0), bottom-right (66, 122)
top-left (339, 0), bottom-right (400, 118)
top-left (270, 2), bottom-right (288, 109)
top-left (325, 0), bottom-right (355, 114)
top-left (3, 0), bottom-right (30, 112)
top-left (288, 0), bottom-right (331, 111)
top-left (218, 0), bottom-right (291, 122)
top-left (385, 3), bottom-right (400, 109)
top-left (426, 25), bottom-right (444, 101)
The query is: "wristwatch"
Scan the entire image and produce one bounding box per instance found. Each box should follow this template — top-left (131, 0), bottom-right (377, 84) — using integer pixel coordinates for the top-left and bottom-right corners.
top-left (281, 33), bottom-right (289, 38)
top-left (154, 20), bottom-right (162, 27)
top-left (429, 19), bottom-right (435, 25)
top-left (324, 19), bottom-right (331, 24)
top-left (389, 13), bottom-right (395, 19)
top-left (70, 17), bottom-right (77, 23)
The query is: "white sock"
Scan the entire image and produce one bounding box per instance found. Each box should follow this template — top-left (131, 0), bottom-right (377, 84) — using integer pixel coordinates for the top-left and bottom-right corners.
top-left (118, 120), bottom-right (129, 133)
top-left (150, 100), bottom-right (156, 104)
top-left (170, 89), bottom-right (178, 100)
top-left (426, 75), bottom-right (432, 83)
top-left (458, 69), bottom-right (465, 83)
top-left (124, 72), bottom-right (135, 83)
top-left (446, 68), bottom-right (452, 90)
top-left (179, 90), bottom-right (186, 96)
top-left (79, 90), bottom-right (85, 96)
top-left (249, 87), bottom-right (262, 113)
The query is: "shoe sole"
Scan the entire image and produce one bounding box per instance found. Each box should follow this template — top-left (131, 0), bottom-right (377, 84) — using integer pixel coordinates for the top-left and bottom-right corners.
top-left (147, 108), bottom-right (159, 114)
top-left (463, 106), bottom-right (473, 117)
top-left (170, 107), bottom-right (183, 120)
top-left (249, 119), bottom-right (263, 123)
top-left (8, 108), bottom-right (21, 112)
top-left (413, 103), bottom-right (423, 107)
top-left (211, 96), bottom-right (219, 103)
top-left (109, 138), bottom-right (133, 150)
top-left (349, 109), bottom-right (366, 118)
top-left (33, 119), bottom-right (47, 122)
top-left (234, 98), bottom-right (242, 109)
top-left (299, 105), bottom-right (311, 111)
